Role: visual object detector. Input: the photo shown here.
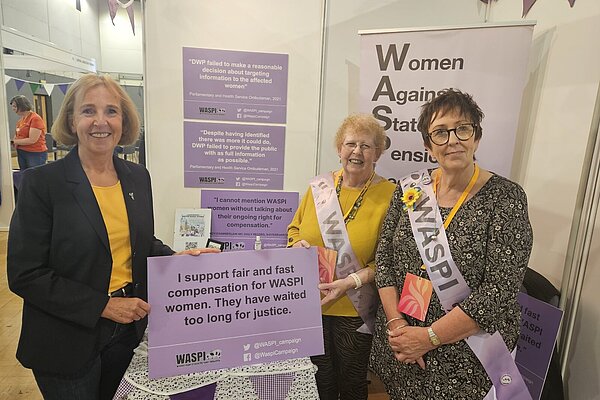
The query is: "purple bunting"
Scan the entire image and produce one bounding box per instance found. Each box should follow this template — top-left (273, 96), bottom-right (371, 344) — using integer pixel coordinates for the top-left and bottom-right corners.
top-left (108, 0), bottom-right (118, 25)
top-left (169, 383), bottom-right (217, 400)
top-left (15, 79), bottom-right (25, 91)
top-left (107, 0), bottom-right (135, 35)
top-left (126, 3), bottom-right (135, 36)
top-left (249, 373), bottom-right (295, 400)
top-left (522, 0), bottom-right (537, 17)
top-left (58, 84), bottom-right (69, 95)
top-left (523, 0), bottom-right (576, 17)
top-left (113, 379), bottom-right (136, 399)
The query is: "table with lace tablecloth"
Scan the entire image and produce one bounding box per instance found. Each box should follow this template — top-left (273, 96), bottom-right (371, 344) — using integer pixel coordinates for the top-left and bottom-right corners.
top-left (113, 333), bottom-right (319, 400)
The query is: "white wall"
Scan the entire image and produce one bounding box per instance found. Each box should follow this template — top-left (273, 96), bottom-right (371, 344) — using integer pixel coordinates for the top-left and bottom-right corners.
top-left (143, 0), bottom-right (324, 245)
top-left (490, 2), bottom-right (600, 399)
top-left (98, 0), bottom-right (143, 74)
top-left (1, 0), bottom-right (102, 62)
top-left (490, 1), bottom-right (600, 288)
top-left (566, 204), bottom-right (600, 399)
top-left (0, 0), bottom-right (143, 75)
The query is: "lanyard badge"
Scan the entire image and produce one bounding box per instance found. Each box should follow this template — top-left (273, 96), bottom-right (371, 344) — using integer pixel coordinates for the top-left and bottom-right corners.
top-left (397, 272), bottom-right (433, 322)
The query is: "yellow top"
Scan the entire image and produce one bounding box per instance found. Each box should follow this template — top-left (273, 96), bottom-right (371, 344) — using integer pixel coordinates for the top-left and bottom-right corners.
top-left (92, 181), bottom-right (133, 293)
top-left (288, 177), bottom-right (395, 316)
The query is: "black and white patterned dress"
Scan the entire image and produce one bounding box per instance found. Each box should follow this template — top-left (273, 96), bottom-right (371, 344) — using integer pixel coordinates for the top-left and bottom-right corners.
top-left (370, 173), bottom-right (533, 400)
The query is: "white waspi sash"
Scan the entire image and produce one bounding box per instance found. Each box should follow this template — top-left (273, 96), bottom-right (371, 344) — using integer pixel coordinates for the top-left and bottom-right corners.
top-left (400, 170), bottom-right (532, 400)
top-left (310, 173), bottom-right (378, 334)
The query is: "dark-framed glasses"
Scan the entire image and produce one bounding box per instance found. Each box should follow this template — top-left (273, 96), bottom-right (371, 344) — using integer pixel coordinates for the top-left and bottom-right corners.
top-left (342, 142), bottom-right (376, 152)
top-left (428, 123), bottom-right (477, 146)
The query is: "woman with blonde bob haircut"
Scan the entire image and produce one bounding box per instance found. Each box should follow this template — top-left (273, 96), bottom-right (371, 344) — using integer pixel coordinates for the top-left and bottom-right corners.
top-left (333, 113), bottom-right (388, 158)
top-left (8, 74), bottom-right (219, 400)
top-left (52, 74), bottom-right (140, 147)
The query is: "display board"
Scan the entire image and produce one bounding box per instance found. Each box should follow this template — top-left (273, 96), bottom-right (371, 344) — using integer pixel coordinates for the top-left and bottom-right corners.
top-left (360, 23), bottom-right (533, 180)
top-left (143, 0), bottom-right (323, 243)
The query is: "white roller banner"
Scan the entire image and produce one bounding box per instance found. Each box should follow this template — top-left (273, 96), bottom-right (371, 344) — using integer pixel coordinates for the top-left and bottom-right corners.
top-left (359, 23), bottom-right (534, 181)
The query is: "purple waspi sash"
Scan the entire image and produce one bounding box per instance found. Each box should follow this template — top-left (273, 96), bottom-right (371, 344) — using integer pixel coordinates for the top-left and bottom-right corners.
top-left (310, 173), bottom-right (378, 334)
top-left (401, 170), bottom-right (532, 400)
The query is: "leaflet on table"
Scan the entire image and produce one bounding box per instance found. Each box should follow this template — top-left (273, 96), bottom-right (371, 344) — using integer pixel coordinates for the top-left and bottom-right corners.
top-left (172, 208), bottom-right (211, 252)
top-left (147, 247), bottom-right (324, 378)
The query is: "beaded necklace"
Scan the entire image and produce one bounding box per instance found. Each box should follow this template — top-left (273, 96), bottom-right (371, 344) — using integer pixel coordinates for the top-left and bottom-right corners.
top-left (335, 170), bottom-right (375, 223)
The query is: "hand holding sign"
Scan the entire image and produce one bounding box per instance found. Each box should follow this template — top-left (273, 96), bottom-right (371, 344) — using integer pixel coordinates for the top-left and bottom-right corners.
top-left (147, 248), bottom-right (324, 378)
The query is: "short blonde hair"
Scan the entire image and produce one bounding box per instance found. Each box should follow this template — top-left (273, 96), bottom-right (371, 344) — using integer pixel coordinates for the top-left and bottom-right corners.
top-left (334, 113), bottom-right (387, 157)
top-left (52, 74), bottom-right (140, 146)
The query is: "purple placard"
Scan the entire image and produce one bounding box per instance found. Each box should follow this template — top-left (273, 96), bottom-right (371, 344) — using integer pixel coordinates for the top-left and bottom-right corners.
top-left (147, 247), bottom-right (323, 379)
top-left (183, 47), bottom-right (288, 124)
top-left (184, 121), bottom-right (285, 189)
top-left (515, 292), bottom-right (563, 400)
top-left (201, 190), bottom-right (298, 251)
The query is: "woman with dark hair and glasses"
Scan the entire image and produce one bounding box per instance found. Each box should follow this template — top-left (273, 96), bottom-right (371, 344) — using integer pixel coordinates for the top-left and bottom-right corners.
top-left (370, 89), bottom-right (533, 399)
top-left (10, 95), bottom-right (48, 169)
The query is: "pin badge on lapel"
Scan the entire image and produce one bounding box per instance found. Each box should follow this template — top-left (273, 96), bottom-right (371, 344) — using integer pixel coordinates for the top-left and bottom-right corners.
top-left (129, 192), bottom-right (135, 200)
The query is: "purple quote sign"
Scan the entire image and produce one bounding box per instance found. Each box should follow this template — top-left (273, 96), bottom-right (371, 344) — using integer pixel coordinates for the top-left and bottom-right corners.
top-left (184, 121), bottom-right (285, 189)
top-left (183, 47), bottom-right (288, 124)
top-left (147, 248), bottom-right (323, 379)
top-left (515, 293), bottom-right (563, 400)
top-left (201, 190), bottom-right (298, 251)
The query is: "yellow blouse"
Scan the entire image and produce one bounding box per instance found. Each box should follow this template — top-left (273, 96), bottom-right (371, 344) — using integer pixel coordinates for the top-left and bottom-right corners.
top-left (288, 177), bottom-right (395, 316)
top-left (92, 181), bottom-right (133, 293)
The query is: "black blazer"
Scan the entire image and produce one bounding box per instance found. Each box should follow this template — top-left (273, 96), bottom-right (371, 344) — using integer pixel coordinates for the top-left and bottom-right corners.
top-left (7, 148), bottom-right (173, 374)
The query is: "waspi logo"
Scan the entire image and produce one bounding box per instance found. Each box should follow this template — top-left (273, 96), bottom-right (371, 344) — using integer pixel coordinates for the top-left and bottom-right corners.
top-left (198, 177), bottom-right (225, 184)
top-left (198, 107), bottom-right (226, 115)
top-left (175, 349), bottom-right (222, 366)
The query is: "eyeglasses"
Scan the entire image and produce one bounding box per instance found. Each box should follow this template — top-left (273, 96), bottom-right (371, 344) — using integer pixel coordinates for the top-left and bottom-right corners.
top-left (428, 123), bottom-right (477, 146)
top-left (342, 142), bottom-right (377, 152)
